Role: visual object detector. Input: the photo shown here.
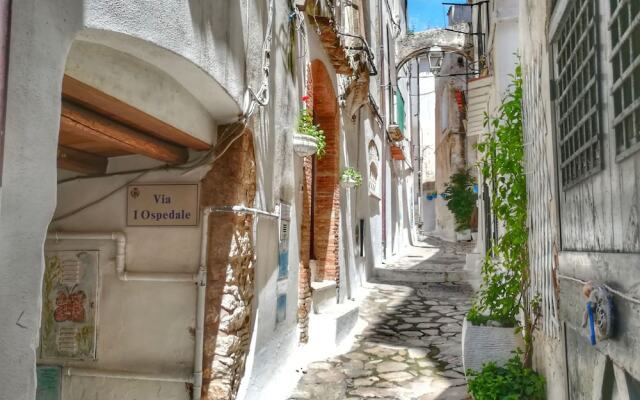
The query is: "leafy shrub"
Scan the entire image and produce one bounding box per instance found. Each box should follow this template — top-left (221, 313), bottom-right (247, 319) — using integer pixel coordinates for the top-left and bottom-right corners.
top-left (298, 108), bottom-right (326, 157)
top-left (442, 169), bottom-right (476, 231)
top-left (467, 353), bottom-right (546, 400)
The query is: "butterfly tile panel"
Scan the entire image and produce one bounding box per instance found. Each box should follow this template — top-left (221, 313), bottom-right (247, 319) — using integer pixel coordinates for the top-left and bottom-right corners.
top-left (40, 250), bottom-right (99, 360)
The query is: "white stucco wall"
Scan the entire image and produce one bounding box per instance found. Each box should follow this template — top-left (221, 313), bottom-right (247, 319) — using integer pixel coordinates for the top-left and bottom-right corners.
top-left (0, 2), bottom-right (414, 400)
top-left (0, 1), bottom-right (280, 399)
top-left (50, 159), bottom-right (203, 400)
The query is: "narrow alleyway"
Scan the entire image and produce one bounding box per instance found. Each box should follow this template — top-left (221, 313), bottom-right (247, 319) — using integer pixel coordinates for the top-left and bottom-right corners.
top-left (290, 238), bottom-right (474, 400)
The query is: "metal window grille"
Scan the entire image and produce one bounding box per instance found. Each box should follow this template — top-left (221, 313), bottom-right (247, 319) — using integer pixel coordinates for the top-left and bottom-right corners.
top-left (553, 0), bottom-right (603, 189)
top-left (610, 0), bottom-right (640, 159)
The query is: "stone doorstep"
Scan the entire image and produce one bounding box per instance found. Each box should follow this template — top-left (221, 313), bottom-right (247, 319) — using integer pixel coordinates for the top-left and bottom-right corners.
top-left (308, 301), bottom-right (360, 348)
top-left (311, 280), bottom-right (338, 314)
top-left (372, 267), bottom-right (467, 283)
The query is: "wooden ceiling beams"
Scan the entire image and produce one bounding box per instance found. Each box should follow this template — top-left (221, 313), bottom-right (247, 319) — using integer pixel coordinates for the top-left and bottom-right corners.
top-left (60, 101), bottom-right (189, 165)
top-left (57, 145), bottom-right (108, 175)
top-left (62, 75), bottom-right (210, 151)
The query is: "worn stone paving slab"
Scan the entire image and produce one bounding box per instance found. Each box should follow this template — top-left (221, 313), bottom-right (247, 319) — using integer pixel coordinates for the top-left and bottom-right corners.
top-left (289, 239), bottom-right (473, 400)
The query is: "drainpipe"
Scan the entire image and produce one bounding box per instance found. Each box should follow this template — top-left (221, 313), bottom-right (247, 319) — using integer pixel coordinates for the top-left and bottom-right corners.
top-left (51, 204), bottom-right (279, 400)
top-left (378, 0), bottom-right (387, 260)
top-left (192, 207), bottom-right (211, 400)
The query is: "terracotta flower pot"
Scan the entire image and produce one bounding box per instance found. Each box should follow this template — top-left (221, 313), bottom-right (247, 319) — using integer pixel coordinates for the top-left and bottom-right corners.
top-left (293, 133), bottom-right (319, 157)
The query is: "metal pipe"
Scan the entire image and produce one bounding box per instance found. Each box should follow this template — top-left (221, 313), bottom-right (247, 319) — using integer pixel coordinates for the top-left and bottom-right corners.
top-left (64, 367), bottom-right (193, 383)
top-left (192, 208), bottom-right (211, 400)
top-left (46, 232), bottom-right (199, 283)
top-left (378, 0), bottom-right (387, 259)
top-left (47, 204), bottom-right (278, 399)
top-left (206, 205), bottom-right (280, 219)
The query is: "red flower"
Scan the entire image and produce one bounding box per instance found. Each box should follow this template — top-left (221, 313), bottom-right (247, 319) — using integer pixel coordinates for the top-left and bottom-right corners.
top-left (302, 95), bottom-right (310, 101)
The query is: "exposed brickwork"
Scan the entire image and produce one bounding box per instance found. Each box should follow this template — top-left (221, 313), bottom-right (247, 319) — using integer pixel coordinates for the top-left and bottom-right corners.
top-left (297, 61), bottom-right (341, 343)
top-left (310, 60), bottom-right (340, 284)
top-left (200, 129), bottom-right (256, 400)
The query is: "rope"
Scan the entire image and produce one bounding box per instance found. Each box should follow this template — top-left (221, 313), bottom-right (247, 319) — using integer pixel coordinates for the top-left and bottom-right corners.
top-left (557, 273), bottom-right (640, 305)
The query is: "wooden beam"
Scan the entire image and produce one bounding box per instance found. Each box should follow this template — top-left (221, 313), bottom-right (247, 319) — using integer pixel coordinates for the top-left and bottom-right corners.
top-left (60, 101), bottom-right (189, 164)
top-left (57, 145), bottom-right (108, 175)
top-left (62, 75), bottom-right (210, 151)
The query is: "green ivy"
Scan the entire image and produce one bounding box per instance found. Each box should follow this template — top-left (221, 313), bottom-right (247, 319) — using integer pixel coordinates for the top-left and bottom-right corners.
top-left (442, 169), bottom-right (476, 232)
top-left (467, 352), bottom-right (546, 400)
top-left (470, 64), bottom-right (539, 365)
top-left (298, 108), bottom-right (327, 158)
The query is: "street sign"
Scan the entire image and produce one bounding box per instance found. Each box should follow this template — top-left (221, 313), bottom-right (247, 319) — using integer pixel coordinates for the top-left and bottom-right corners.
top-left (127, 184), bottom-right (199, 226)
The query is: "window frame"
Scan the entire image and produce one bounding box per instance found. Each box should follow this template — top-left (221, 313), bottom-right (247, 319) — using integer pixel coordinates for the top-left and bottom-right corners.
top-left (608, 0), bottom-right (640, 161)
top-left (549, 0), bottom-right (606, 190)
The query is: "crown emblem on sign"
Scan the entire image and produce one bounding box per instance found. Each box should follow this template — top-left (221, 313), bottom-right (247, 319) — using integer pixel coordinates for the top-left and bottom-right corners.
top-left (130, 187), bottom-right (140, 199)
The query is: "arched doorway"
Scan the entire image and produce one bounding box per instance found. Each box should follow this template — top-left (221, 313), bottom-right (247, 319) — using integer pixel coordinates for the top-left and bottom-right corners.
top-left (298, 60), bottom-right (340, 343)
top-left (310, 60), bottom-right (340, 283)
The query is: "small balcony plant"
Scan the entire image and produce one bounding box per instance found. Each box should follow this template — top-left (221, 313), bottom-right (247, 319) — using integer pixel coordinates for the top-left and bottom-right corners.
top-left (340, 167), bottom-right (362, 188)
top-left (293, 105), bottom-right (326, 158)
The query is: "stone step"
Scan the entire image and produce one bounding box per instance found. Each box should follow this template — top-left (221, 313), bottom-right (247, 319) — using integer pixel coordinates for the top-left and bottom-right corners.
top-left (311, 280), bottom-right (337, 314)
top-left (308, 301), bottom-right (359, 348)
top-left (373, 267), bottom-right (467, 283)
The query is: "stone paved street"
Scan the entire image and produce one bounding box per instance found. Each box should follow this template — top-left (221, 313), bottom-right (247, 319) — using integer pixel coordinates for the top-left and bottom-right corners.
top-left (289, 237), bottom-right (475, 400)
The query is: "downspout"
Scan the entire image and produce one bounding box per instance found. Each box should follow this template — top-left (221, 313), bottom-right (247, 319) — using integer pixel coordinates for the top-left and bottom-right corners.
top-left (416, 57), bottom-right (422, 226)
top-left (378, 0), bottom-right (387, 260)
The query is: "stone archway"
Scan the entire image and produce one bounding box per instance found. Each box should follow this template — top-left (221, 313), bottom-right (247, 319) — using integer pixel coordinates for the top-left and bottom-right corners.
top-left (297, 60), bottom-right (340, 343)
top-left (396, 28), bottom-right (469, 70)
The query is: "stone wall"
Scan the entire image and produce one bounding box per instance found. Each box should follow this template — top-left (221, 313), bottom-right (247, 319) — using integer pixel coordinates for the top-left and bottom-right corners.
top-left (200, 129), bottom-right (256, 400)
top-left (298, 156), bottom-right (313, 343)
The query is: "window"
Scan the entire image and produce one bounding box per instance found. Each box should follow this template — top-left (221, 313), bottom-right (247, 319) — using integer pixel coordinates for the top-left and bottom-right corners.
top-left (552, 0), bottom-right (603, 189)
top-left (396, 91), bottom-right (405, 133)
top-left (610, 0), bottom-right (640, 159)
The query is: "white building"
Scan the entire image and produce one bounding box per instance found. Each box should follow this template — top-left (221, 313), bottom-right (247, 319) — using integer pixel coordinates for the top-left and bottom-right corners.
top-left (0, 1), bottom-right (413, 400)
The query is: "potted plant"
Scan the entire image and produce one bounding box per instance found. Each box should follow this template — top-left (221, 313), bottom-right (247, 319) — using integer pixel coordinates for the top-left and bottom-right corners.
top-left (293, 106), bottom-right (326, 158)
top-left (467, 352), bottom-right (545, 400)
top-left (340, 167), bottom-right (362, 188)
top-left (463, 65), bottom-right (540, 376)
top-left (442, 169), bottom-right (476, 241)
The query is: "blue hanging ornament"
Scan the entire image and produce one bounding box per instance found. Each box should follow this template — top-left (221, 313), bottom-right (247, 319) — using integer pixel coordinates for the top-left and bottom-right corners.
top-left (581, 282), bottom-right (615, 345)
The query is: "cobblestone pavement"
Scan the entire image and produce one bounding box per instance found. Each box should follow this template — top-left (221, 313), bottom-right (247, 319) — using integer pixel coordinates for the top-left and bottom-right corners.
top-left (289, 237), bottom-right (475, 400)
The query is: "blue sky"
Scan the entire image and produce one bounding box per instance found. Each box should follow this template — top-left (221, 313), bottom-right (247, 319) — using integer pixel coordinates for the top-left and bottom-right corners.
top-left (408, 0), bottom-right (449, 31)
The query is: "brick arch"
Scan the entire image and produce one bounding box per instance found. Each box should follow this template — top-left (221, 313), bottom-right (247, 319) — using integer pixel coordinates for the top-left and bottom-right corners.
top-left (310, 60), bottom-right (340, 283)
top-left (297, 60), bottom-right (340, 344)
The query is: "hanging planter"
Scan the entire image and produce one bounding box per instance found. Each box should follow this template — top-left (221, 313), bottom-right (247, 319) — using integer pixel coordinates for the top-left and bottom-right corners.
top-left (294, 107), bottom-right (326, 158)
top-left (340, 167), bottom-right (362, 189)
top-left (293, 133), bottom-right (319, 157)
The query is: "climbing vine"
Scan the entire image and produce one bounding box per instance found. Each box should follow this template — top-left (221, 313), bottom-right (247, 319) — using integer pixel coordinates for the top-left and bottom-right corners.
top-left (469, 64), bottom-right (539, 366)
